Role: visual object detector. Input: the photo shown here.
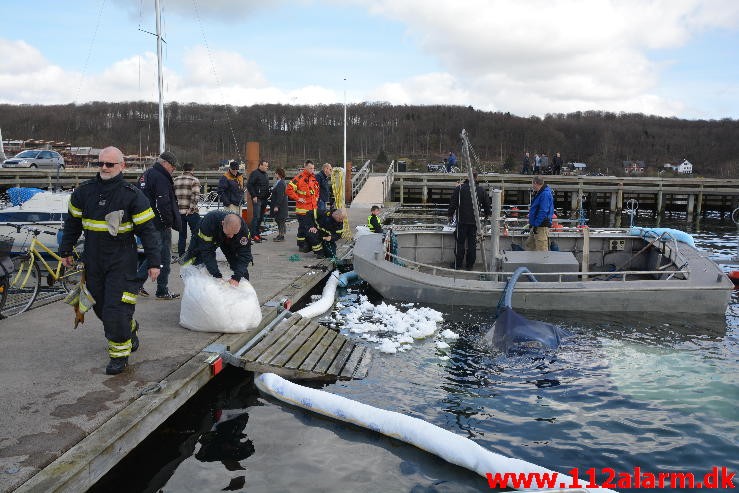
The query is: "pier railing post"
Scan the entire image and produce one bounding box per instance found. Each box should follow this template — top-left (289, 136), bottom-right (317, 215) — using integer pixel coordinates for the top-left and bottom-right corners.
top-left (581, 226), bottom-right (590, 281)
top-left (489, 189), bottom-right (502, 276)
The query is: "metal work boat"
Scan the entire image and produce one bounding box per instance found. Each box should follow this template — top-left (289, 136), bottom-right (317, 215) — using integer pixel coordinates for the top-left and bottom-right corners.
top-left (352, 225), bottom-right (732, 316)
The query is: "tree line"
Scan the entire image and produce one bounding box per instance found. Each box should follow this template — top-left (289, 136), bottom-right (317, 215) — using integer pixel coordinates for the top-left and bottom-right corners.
top-left (0, 101), bottom-right (737, 177)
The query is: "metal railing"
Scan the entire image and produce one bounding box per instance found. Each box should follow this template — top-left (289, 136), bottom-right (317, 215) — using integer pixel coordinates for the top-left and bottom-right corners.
top-left (383, 161), bottom-right (395, 202)
top-left (351, 159), bottom-right (372, 198)
top-left (378, 250), bottom-right (689, 282)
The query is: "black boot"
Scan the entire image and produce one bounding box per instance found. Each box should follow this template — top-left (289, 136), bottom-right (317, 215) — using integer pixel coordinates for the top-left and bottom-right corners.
top-left (106, 357), bottom-right (129, 375)
top-left (131, 320), bottom-right (140, 353)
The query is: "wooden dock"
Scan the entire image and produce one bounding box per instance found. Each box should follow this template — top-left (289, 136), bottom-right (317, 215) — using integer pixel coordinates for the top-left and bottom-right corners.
top-left (389, 173), bottom-right (739, 216)
top-left (219, 311), bottom-right (372, 381)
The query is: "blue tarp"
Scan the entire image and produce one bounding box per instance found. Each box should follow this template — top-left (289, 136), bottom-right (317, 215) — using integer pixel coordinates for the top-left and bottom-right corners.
top-left (7, 187), bottom-right (45, 206)
top-left (629, 227), bottom-right (696, 247)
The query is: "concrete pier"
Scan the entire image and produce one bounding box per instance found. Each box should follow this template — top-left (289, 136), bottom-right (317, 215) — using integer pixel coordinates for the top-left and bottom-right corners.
top-left (1, 219), bottom-right (358, 492)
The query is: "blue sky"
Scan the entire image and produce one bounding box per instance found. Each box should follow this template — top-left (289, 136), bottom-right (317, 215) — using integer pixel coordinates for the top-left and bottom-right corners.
top-left (2, 0), bottom-right (739, 120)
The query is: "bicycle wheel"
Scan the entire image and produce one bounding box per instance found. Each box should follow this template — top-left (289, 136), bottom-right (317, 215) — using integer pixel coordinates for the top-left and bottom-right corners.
top-left (61, 264), bottom-right (84, 292)
top-left (2, 256), bottom-right (41, 317)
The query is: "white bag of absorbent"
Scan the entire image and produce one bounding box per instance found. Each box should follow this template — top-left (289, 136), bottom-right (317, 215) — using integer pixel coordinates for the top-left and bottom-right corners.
top-left (179, 265), bottom-right (262, 333)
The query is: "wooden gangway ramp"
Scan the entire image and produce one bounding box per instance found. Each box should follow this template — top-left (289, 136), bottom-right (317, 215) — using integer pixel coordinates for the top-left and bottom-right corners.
top-left (220, 311), bottom-right (373, 381)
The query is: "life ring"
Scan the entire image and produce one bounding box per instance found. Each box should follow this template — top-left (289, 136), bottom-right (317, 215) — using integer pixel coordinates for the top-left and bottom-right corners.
top-left (729, 270), bottom-right (739, 289)
top-left (551, 213), bottom-right (563, 231)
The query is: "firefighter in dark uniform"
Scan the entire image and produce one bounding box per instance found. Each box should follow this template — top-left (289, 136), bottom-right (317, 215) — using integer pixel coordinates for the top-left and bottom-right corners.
top-left (306, 208), bottom-right (346, 258)
top-left (60, 146), bottom-right (161, 375)
top-left (182, 210), bottom-right (253, 285)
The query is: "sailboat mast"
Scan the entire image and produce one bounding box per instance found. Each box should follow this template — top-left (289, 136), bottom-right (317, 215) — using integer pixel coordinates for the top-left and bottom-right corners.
top-left (155, 0), bottom-right (165, 154)
top-left (343, 78), bottom-right (347, 191)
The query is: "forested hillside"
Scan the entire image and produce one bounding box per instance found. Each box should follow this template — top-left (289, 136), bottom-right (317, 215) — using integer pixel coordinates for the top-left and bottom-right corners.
top-left (1, 102), bottom-right (737, 177)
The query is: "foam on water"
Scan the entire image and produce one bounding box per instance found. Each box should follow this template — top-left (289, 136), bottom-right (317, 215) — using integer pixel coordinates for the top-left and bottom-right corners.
top-left (333, 295), bottom-right (457, 353)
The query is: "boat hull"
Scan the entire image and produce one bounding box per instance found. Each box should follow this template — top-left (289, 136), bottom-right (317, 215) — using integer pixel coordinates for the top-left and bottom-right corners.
top-left (353, 231), bottom-right (732, 316)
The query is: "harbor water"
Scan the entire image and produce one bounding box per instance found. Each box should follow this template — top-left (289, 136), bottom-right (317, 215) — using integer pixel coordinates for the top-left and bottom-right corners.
top-left (92, 213), bottom-right (739, 492)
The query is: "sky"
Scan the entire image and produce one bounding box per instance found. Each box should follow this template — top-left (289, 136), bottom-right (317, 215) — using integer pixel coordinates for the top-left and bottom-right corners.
top-left (2, 0), bottom-right (739, 120)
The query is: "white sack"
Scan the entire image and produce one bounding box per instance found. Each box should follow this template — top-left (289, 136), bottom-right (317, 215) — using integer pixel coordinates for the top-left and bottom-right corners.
top-left (216, 247), bottom-right (226, 262)
top-left (179, 265), bottom-right (262, 333)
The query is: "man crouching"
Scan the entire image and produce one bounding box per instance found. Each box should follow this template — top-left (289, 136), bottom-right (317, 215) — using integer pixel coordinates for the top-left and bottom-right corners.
top-left (182, 210), bottom-right (252, 284)
top-left (306, 208), bottom-right (346, 259)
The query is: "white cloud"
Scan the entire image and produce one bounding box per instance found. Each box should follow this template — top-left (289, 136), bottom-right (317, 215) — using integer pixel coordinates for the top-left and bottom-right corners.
top-left (110, 0), bottom-right (287, 22)
top-left (0, 38), bottom-right (338, 107)
top-left (354, 0), bottom-right (739, 116)
top-left (368, 73), bottom-right (473, 107)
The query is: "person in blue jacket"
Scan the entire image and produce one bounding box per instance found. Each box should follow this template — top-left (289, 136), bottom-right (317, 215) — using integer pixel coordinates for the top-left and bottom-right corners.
top-left (446, 151), bottom-right (457, 173)
top-left (525, 176), bottom-right (554, 251)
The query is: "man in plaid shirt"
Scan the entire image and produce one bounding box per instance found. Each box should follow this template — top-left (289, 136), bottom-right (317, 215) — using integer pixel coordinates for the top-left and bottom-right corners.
top-left (173, 162), bottom-right (201, 259)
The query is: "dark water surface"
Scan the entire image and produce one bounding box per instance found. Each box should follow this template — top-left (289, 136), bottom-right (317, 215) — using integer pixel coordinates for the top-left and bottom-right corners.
top-left (93, 214), bottom-right (739, 492)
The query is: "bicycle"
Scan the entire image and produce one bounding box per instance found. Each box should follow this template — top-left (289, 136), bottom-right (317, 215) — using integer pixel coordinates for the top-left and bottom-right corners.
top-left (1, 225), bottom-right (83, 318)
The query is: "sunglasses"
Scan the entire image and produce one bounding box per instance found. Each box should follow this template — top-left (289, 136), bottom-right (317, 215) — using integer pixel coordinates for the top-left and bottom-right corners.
top-left (96, 161), bottom-right (121, 168)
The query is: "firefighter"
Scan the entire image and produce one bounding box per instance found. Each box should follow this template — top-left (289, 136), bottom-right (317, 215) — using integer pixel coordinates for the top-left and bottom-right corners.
top-left (367, 205), bottom-right (384, 234)
top-left (182, 210), bottom-right (253, 284)
top-left (286, 160), bottom-right (319, 252)
top-left (59, 146), bottom-right (161, 375)
top-left (306, 208), bottom-right (346, 258)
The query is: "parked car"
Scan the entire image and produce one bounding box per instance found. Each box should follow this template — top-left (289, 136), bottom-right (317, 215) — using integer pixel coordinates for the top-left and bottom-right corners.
top-left (2, 150), bottom-right (65, 169)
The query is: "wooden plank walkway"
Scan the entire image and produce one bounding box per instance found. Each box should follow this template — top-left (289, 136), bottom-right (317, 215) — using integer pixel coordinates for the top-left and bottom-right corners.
top-left (226, 312), bottom-right (372, 381)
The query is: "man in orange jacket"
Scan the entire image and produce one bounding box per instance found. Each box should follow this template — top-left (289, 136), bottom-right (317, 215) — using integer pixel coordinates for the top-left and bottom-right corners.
top-left (286, 160), bottom-right (319, 252)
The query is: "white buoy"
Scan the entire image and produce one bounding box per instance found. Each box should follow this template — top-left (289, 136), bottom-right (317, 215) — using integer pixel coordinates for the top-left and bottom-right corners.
top-left (296, 271), bottom-right (340, 318)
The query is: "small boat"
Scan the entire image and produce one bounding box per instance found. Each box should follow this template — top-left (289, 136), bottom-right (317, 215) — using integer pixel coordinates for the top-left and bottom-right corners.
top-left (0, 189), bottom-right (70, 253)
top-left (353, 226), bottom-right (732, 316)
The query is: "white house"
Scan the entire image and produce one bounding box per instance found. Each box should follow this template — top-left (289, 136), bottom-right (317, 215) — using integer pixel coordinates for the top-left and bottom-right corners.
top-left (677, 159), bottom-right (693, 174)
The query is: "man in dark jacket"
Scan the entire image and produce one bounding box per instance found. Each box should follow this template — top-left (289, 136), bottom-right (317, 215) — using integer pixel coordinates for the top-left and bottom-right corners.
top-left (182, 210), bottom-right (252, 284)
top-left (246, 160), bottom-right (270, 243)
top-left (552, 152), bottom-right (563, 175)
top-left (448, 172), bottom-right (491, 270)
top-left (315, 162), bottom-right (333, 212)
top-left (269, 167), bottom-right (289, 241)
top-left (218, 161), bottom-right (244, 212)
top-left (138, 151), bottom-right (181, 300)
top-left (60, 146), bottom-right (161, 375)
top-left (306, 208), bottom-right (346, 258)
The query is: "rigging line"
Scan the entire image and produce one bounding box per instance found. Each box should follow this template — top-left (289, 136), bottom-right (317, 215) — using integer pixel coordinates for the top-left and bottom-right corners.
top-left (64, 0), bottom-right (107, 145)
top-left (191, 0), bottom-right (242, 160)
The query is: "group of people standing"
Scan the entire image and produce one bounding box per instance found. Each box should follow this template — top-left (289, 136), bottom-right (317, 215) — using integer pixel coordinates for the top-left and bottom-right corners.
top-left (521, 152), bottom-right (563, 175)
top-left (447, 173), bottom-right (555, 270)
top-left (59, 148), bottom-right (349, 375)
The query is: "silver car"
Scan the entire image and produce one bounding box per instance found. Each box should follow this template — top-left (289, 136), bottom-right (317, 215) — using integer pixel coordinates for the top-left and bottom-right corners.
top-left (2, 149), bottom-right (65, 169)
